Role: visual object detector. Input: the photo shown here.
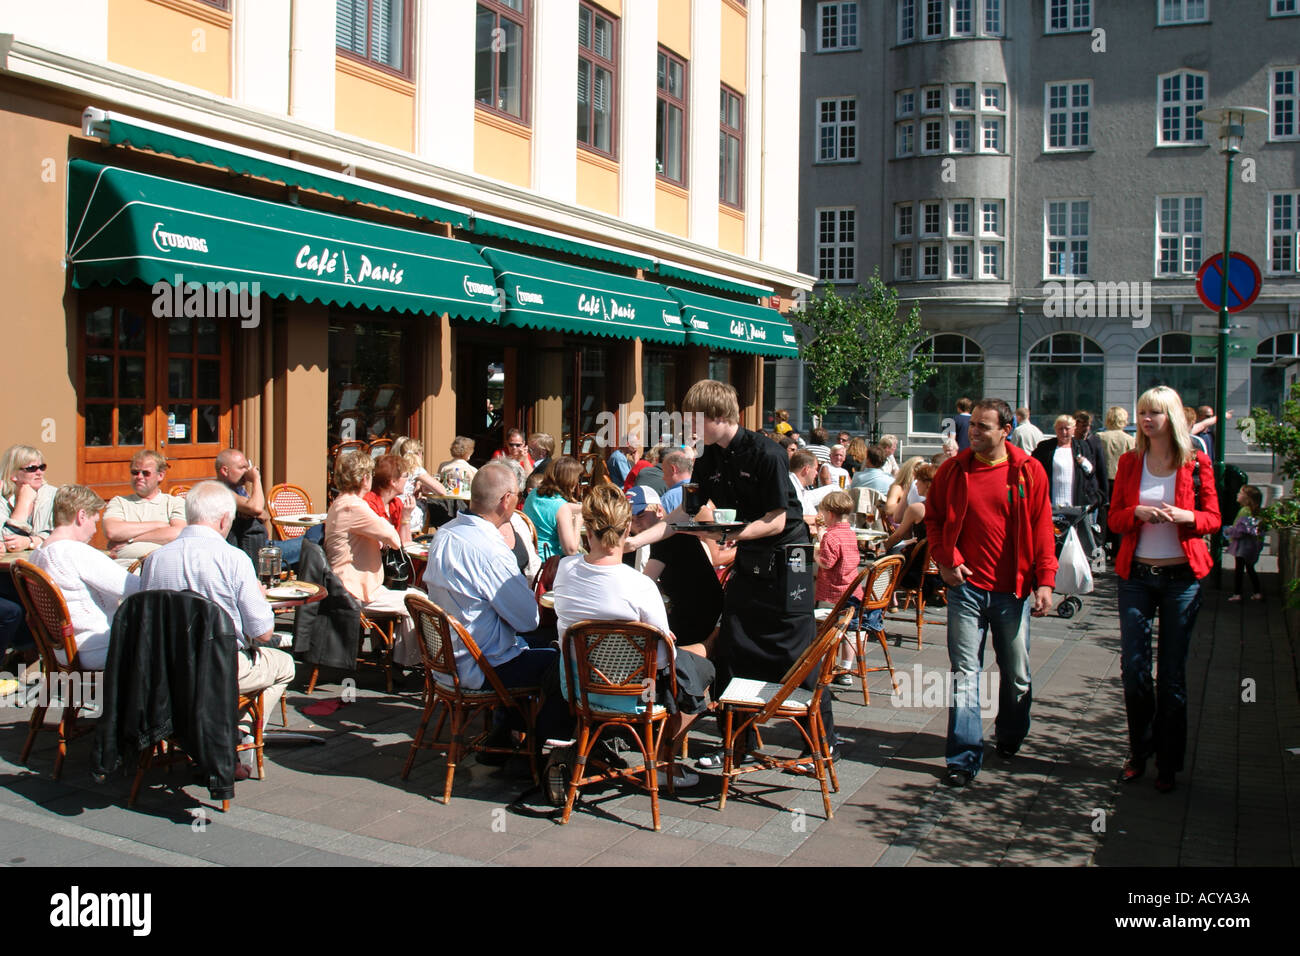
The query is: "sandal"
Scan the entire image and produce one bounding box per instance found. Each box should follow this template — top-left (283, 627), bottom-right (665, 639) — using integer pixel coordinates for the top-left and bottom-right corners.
top-left (1119, 757), bottom-right (1145, 783)
top-left (1251, 593), bottom-right (1264, 602)
top-left (1227, 595), bottom-right (1243, 603)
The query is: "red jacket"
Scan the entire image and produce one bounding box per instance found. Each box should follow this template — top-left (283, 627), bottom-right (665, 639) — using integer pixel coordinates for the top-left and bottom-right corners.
top-left (1107, 449), bottom-right (1220, 579)
top-left (924, 444), bottom-right (1058, 597)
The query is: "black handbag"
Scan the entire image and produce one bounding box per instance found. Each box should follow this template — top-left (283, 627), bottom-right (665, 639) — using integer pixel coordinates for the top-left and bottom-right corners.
top-left (381, 547), bottom-right (413, 589)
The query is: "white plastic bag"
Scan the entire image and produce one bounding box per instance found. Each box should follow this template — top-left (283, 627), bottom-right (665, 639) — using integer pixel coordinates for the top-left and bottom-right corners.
top-left (1055, 526), bottom-right (1094, 596)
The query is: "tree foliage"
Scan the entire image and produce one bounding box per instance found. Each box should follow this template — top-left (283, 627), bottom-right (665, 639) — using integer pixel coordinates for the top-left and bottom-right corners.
top-left (798, 268), bottom-right (936, 428)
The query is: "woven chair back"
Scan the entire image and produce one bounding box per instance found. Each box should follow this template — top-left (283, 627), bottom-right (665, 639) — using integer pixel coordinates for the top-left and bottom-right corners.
top-left (862, 553), bottom-right (905, 612)
top-left (10, 560), bottom-right (80, 672)
top-left (564, 621), bottom-right (663, 713)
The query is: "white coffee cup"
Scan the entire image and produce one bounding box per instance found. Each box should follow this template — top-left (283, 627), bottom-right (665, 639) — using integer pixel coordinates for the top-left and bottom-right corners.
top-left (714, 508), bottom-right (737, 523)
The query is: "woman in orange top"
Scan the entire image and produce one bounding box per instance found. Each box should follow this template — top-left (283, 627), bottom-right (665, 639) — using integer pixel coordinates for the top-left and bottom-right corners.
top-left (325, 451), bottom-right (420, 668)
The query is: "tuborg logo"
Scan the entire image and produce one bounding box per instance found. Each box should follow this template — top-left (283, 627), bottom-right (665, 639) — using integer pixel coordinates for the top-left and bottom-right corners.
top-left (151, 222), bottom-right (208, 254)
top-left (516, 285), bottom-right (545, 306)
top-left (463, 276), bottom-right (496, 298)
top-left (662, 310), bottom-right (682, 327)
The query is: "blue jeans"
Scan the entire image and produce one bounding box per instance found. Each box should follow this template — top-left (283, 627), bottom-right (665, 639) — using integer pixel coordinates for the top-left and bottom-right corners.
top-left (945, 583), bottom-right (1032, 776)
top-left (1118, 572), bottom-right (1200, 775)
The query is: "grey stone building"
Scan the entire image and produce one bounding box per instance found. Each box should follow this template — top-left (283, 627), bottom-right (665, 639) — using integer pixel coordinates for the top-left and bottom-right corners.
top-left (783, 0), bottom-right (1300, 469)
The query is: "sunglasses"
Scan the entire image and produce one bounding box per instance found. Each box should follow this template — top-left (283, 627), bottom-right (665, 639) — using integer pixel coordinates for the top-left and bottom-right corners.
top-left (20, 463), bottom-right (47, 473)
top-left (130, 469), bottom-right (156, 477)
top-left (508, 442), bottom-right (525, 447)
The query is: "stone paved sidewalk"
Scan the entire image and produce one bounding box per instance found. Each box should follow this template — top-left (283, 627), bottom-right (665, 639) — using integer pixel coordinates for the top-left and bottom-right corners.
top-left (1, 558), bottom-right (1295, 867)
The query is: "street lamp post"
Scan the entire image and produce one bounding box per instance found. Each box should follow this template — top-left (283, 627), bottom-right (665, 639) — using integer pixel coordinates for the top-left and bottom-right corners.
top-left (1195, 106), bottom-right (1267, 583)
top-left (1016, 306), bottom-right (1024, 408)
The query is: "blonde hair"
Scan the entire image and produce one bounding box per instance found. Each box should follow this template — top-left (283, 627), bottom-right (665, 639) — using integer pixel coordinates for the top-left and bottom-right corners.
top-left (1105, 406), bottom-right (1129, 430)
top-left (582, 483), bottom-right (631, 551)
top-left (1053, 414), bottom-right (1076, 430)
top-left (879, 434), bottom-right (899, 452)
top-left (891, 456), bottom-right (926, 494)
top-left (392, 436), bottom-right (424, 476)
top-left (683, 379), bottom-right (740, 424)
top-left (334, 449), bottom-right (375, 494)
top-left (1135, 386), bottom-right (1195, 467)
top-left (847, 437), bottom-right (869, 463)
top-left (130, 449), bottom-right (168, 474)
top-left (52, 484), bottom-right (105, 527)
top-left (0, 444), bottom-right (42, 499)
top-left (818, 490), bottom-right (854, 517)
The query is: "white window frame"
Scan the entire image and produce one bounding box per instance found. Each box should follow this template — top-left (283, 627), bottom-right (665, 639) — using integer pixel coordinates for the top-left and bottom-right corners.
top-left (952, 0), bottom-right (974, 35)
top-left (1045, 198), bottom-right (1090, 278)
top-left (896, 121), bottom-right (916, 157)
top-left (952, 84), bottom-right (975, 111)
top-left (1267, 191), bottom-right (1299, 275)
top-left (981, 117), bottom-right (1003, 152)
top-left (951, 116), bottom-right (973, 152)
top-left (984, 0), bottom-right (1003, 34)
top-left (982, 84), bottom-right (1005, 112)
top-left (897, 89), bottom-right (916, 117)
top-left (949, 242), bottom-right (973, 279)
top-left (896, 203), bottom-right (915, 239)
top-left (1046, 0), bottom-right (1091, 32)
top-left (922, 117), bottom-right (943, 153)
top-left (1273, 0), bottom-right (1299, 15)
top-left (920, 243), bottom-right (942, 278)
top-left (1270, 68), bottom-right (1299, 141)
top-left (980, 242), bottom-right (1003, 278)
top-left (1158, 0), bottom-right (1209, 25)
top-left (921, 200), bottom-right (942, 237)
top-left (895, 244), bottom-right (915, 280)
top-left (924, 0), bottom-right (945, 37)
top-left (817, 2), bottom-right (861, 51)
top-left (950, 200), bottom-right (973, 236)
top-left (922, 86), bottom-right (944, 113)
top-left (816, 97), bottom-right (858, 163)
top-left (816, 207), bottom-right (857, 282)
top-left (1045, 80), bottom-right (1092, 151)
top-left (981, 199), bottom-right (1004, 236)
top-left (1157, 70), bottom-right (1207, 145)
top-left (1155, 195), bottom-right (1204, 277)
top-left (898, 0), bottom-right (917, 42)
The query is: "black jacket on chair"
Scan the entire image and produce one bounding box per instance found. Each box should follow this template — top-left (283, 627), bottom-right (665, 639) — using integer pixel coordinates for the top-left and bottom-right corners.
top-left (292, 539), bottom-right (363, 671)
top-left (92, 590), bottom-right (238, 801)
top-left (1032, 437), bottom-right (1106, 509)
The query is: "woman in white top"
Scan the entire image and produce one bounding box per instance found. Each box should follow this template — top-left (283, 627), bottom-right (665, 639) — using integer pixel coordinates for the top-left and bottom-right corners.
top-left (1046, 415), bottom-right (1077, 509)
top-left (29, 485), bottom-right (140, 670)
top-left (879, 435), bottom-right (900, 477)
top-left (1, 444), bottom-right (58, 551)
top-left (886, 456), bottom-right (926, 525)
top-left (392, 436), bottom-right (447, 536)
top-left (551, 484), bottom-right (714, 788)
top-left (436, 436), bottom-right (478, 492)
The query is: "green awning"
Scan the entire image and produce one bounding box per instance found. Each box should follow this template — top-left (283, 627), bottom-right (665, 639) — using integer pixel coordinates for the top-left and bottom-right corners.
top-left (654, 262), bottom-right (772, 299)
top-left (86, 112), bottom-right (472, 229)
top-left (667, 287), bottom-right (800, 357)
top-left (478, 246), bottom-right (684, 345)
top-left (67, 160), bottom-right (501, 320)
top-left (469, 214), bottom-right (654, 272)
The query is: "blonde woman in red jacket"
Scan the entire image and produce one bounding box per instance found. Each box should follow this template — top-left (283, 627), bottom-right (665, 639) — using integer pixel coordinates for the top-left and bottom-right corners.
top-left (1108, 386), bottom-right (1220, 794)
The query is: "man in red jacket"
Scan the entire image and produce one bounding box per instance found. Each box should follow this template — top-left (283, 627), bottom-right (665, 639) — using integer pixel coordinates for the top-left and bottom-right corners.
top-left (925, 398), bottom-right (1058, 788)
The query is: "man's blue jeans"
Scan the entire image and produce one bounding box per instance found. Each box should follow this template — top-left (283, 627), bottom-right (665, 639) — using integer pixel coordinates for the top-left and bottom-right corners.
top-left (1117, 572), bottom-right (1200, 775)
top-left (945, 582), bottom-right (1032, 776)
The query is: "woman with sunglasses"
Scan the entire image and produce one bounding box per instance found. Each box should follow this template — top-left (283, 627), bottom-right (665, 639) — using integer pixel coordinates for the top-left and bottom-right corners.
top-left (1, 444), bottom-right (57, 551)
top-left (1109, 386), bottom-right (1220, 794)
top-left (491, 428), bottom-right (536, 474)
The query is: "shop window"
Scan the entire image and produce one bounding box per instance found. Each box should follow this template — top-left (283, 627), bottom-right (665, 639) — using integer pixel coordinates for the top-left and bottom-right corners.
top-left (1137, 333), bottom-right (1216, 408)
top-left (911, 334), bottom-right (983, 434)
top-left (337, 0), bottom-right (410, 78)
top-left (1028, 333), bottom-right (1104, 419)
top-left (329, 315), bottom-right (409, 444)
top-left (476, 0), bottom-right (529, 121)
top-left (1251, 333), bottom-right (1300, 422)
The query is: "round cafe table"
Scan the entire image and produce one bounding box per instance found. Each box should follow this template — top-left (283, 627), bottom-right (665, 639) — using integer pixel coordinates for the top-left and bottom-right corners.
top-left (262, 581), bottom-right (328, 746)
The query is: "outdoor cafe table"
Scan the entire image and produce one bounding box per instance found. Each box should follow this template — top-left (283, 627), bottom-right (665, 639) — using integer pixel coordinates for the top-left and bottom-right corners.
top-left (270, 513), bottom-right (328, 532)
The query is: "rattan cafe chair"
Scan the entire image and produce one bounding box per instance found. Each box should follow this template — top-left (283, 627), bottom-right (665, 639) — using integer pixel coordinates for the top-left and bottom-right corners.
top-left (833, 554), bottom-right (905, 705)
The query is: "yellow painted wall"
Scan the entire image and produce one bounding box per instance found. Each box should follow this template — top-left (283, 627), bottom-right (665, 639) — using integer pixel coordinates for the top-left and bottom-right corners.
top-left (655, 182), bottom-right (689, 237)
top-left (107, 0), bottom-right (231, 98)
top-left (591, 0), bottom-right (623, 17)
top-left (335, 59), bottom-right (415, 153)
top-left (658, 0), bottom-right (691, 57)
top-left (718, 206), bottom-right (745, 254)
top-left (474, 113), bottom-right (533, 188)
top-left (577, 151), bottom-right (620, 216)
top-left (720, 2), bottom-right (747, 93)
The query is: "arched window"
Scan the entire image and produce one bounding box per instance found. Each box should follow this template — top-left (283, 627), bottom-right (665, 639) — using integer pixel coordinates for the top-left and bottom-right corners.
top-left (1251, 333), bottom-right (1300, 420)
top-left (1136, 333), bottom-right (1215, 408)
top-left (1027, 333), bottom-right (1104, 419)
top-left (910, 334), bottom-right (984, 434)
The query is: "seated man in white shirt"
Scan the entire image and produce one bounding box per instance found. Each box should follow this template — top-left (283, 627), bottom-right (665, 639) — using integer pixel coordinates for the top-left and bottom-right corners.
top-left (423, 462), bottom-right (569, 742)
top-left (139, 481), bottom-right (294, 744)
top-left (30, 484), bottom-right (141, 671)
top-left (102, 450), bottom-right (186, 567)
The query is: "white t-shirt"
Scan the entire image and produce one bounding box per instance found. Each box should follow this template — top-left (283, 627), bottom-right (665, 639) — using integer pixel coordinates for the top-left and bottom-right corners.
top-left (1135, 460), bottom-right (1183, 559)
top-left (907, 481), bottom-right (925, 507)
top-left (30, 539), bottom-right (142, 670)
top-left (791, 472), bottom-right (816, 517)
top-left (552, 555), bottom-right (671, 664)
top-left (1051, 445), bottom-right (1075, 508)
top-left (821, 465), bottom-right (849, 489)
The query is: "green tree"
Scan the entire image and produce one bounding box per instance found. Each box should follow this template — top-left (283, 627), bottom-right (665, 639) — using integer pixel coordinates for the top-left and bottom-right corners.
top-left (798, 268), bottom-right (935, 436)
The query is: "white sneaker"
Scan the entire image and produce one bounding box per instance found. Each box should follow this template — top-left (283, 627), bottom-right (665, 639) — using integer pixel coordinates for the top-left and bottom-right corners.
top-left (656, 767), bottom-right (700, 789)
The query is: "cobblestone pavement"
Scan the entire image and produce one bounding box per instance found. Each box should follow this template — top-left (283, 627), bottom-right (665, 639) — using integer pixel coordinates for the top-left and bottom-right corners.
top-left (2, 558), bottom-right (1295, 867)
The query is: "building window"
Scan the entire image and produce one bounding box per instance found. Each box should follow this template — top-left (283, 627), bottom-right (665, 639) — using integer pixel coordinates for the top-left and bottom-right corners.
top-left (896, 245), bottom-right (915, 280)
top-left (1137, 333), bottom-right (1216, 407)
top-left (952, 84), bottom-right (974, 111)
top-left (981, 199), bottom-right (1003, 235)
top-left (1046, 199), bottom-right (1090, 277)
top-left (337, 0), bottom-right (409, 77)
top-left (1047, 0), bottom-right (1091, 31)
top-left (897, 90), bottom-right (916, 117)
top-left (1274, 0), bottom-right (1299, 14)
top-left (896, 122), bottom-right (916, 156)
top-left (578, 2), bottom-right (617, 156)
top-left (951, 201), bottom-right (972, 235)
top-left (1158, 0), bottom-right (1209, 25)
top-left (899, 0), bottom-right (916, 41)
top-left (817, 97), bottom-right (857, 162)
top-left (1271, 68), bottom-right (1299, 140)
top-left (1269, 192), bottom-right (1299, 273)
top-left (980, 243), bottom-right (1003, 278)
top-left (953, 0), bottom-right (974, 34)
top-left (985, 0), bottom-right (1003, 33)
top-left (951, 117), bottom-right (973, 152)
top-left (656, 48), bottom-right (687, 182)
top-left (1156, 196), bottom-right (1204, 276)
top-left (922, 118), bottom-right (943, 152)
top-left (950, 243), bottom-right (973, 278)
top-left (925, 0), bottom-right (945, 36)
top-left (818, 2), bottom-right (860, 50)
top-left (921, 243), bottom-right (942, 278)
top-left (912, 335), bottom-right (984, 434)
top-left (897, 203), bottom-right (915, 238)
top-left (921, 201), bottom-right (942, 236)
top-left (817, 208), bottom-right (856, 281)
top-left (1252, 333), bottom-right (1300, 422)
top-left (1046, 81), bottom-right (1091, 149)
top-left (1158, 71), bottom-right (1207, 144)
top-left (720, 86), bottom-right (744, 207)
top-left (1029, 333), bottom-right (1104, 415)
top-left (981, 117), bottom-right (1003, 152)
top-left (475, 0), bottom-right (528, 120)
top-left (982, 84), bottom-right (1004, 111)
top-left (922, 87), bottom-right (943, 113)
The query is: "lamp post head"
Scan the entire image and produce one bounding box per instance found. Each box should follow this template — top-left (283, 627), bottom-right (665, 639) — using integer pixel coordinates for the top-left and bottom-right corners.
top-left (1195, 106), bottom-right (1268, 154)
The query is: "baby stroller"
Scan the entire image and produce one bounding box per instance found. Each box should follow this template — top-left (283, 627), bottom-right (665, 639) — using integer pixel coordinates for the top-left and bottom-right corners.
top-left (1052, 506), bottom-right (1100, 618)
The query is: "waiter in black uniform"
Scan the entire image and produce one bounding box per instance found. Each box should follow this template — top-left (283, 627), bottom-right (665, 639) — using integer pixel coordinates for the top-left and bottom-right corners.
top-left (626, 380), bottom-right (834, 761)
